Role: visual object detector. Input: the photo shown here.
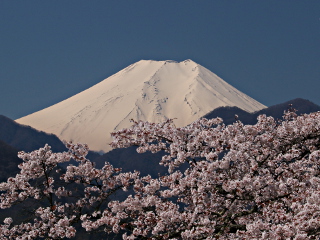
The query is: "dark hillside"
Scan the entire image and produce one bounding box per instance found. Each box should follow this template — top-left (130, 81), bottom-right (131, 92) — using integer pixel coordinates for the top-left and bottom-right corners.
top-left (0, 115), bottom-right (66, 152)
top-left (253, 98), bottom-right (320, 121)
top-left (0, 140), bottom-right (22, 182)
top-left (204, 98), bottom-right (320, 125)
top-left (203, 106), bottom-right (252, 125)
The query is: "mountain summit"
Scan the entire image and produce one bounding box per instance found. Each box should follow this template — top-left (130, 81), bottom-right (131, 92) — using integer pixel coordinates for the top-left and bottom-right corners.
top-left (16, 59), bottom-right (266, 152)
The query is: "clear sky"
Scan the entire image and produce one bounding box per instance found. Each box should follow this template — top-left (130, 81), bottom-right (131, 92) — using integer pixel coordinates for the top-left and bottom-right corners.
top-left (1, 1), bottom-right (319, 119)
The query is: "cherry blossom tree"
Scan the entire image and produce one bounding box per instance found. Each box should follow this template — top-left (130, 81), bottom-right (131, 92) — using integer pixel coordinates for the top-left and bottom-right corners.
top-left (1, 110), bottom-right (320, 239)
top-left (0, 142), bottom-right (139, 239)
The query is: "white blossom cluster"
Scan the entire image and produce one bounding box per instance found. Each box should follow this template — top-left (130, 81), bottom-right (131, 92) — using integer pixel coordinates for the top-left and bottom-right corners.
top-left (1, 110), bottom-right (320, 239)
top-left (0, 142), bottom-right (138, 239)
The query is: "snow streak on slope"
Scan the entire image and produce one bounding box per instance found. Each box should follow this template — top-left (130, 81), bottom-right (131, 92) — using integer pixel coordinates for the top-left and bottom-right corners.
top-left (16, 60), bottom-right (266, 152)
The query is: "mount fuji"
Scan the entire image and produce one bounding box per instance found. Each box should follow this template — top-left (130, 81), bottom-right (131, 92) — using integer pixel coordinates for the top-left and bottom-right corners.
top-left (16, 59), bottom-right (266, 152)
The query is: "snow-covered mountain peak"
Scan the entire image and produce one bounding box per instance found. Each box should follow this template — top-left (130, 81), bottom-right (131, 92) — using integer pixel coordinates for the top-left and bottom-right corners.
top-left (16, 59), bottom-right (266, 152)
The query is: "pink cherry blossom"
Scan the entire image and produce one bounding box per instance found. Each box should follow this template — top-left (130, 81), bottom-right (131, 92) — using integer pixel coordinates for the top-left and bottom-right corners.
top-left (1, 110), bottom-right (320, 239)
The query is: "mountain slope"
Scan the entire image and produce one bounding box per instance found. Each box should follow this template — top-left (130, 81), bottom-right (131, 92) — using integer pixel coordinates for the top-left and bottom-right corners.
top-left (0, 140), bottom-right (22, 182)
top-left (16, 59), bottom-right (266, 152)
top-left (204, 98), bottom-right (320, 125)
top-left (0, 115), bottom-right (67, 152)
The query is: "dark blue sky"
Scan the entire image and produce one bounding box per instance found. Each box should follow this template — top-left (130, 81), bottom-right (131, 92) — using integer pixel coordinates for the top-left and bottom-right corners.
top-left (1, 1), bottom-right (319, 119)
